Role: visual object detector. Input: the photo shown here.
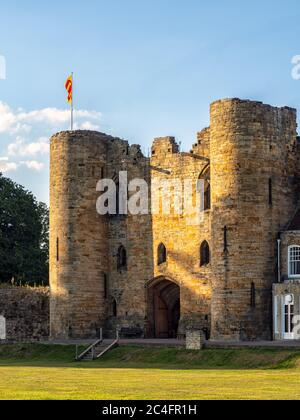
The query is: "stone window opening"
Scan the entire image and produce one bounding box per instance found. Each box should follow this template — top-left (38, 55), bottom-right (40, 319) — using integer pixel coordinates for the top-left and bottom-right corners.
top-left (112, 299), bottom-right (117, 317)
top-left (158, 243), bottom-right (167, 266)
top-left (56, 238), bottom-right (59, 262)
top-left (199, 166), bottom-right (211, 211)
top-left (117, 245), bottom-right (127, 271)
top-left (103, 273), bottom-right (108, 299)
top-left (269, 178), bottom-right (273, 206)
top-left (223, 226), bottom-right (228, 253)
top-left (116, 181), bottom-right (120, 215)
top-left (111, 173), bottom-right (121, 217)
top-left (200, 241), bottom-right (210, 267)
top-left (288, 245), bottom-right (300, 278)
top-left (250, 282), bottom-right (256, 308)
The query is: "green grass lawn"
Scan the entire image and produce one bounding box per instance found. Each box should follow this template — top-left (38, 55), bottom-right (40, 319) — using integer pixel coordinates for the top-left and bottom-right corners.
top-left (0, 344), bottom-right (300, 400)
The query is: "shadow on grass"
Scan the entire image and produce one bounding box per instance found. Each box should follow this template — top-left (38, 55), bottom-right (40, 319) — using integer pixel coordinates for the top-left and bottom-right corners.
top-left (0, 344), bottom-right (300, 371)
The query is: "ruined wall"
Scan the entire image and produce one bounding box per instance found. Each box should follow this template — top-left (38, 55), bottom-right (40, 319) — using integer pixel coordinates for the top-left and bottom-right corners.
top-left (0, 286), bottom-right (49, 341)
top-left (210, 99), bottom-right (298, 341)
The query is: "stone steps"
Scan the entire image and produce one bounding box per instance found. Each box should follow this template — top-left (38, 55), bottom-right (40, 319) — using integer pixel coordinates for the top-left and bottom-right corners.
top-left (81, 341), bottom-right (116, 361)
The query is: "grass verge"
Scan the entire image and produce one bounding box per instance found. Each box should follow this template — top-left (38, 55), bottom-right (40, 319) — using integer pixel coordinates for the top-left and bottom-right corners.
top-left (0, 344), bottom-right (300, 400)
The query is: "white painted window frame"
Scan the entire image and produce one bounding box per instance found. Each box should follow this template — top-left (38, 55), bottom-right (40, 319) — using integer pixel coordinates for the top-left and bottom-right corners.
top-left (288, 245), bottom-right (300, 279)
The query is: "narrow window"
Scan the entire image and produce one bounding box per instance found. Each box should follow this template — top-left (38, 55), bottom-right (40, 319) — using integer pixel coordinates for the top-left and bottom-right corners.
top-left (116, 182), bottom-right (120, 215)
top-left (111, 173), bottom-right (120, 217)
top-left (117, 245), bottom-right (127, 271)
top-left (104, 274), bottom-right (108, 300)
top-left (269, 178), bottom-right (273, 206)
top-left (56, 238), bottom-right (59, 262)
top-left (224, 226), bottom-right (228, 252)
top-left (250, 282), bottom-right (256, 308)
top-left (199, 166), bottom-right (211, 211)
top-left (204, 182), bottom-right (211, 211)
top-left (200, 241), bottom-right (210, 266)
top-left (112, 299), bottom-right (117, 317)
top-left (158, 243), bottom-right (167, 266)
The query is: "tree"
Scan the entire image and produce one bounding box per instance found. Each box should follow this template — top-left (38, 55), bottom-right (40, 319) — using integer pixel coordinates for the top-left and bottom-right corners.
top-left (0, 173), bottom-right (49, 286)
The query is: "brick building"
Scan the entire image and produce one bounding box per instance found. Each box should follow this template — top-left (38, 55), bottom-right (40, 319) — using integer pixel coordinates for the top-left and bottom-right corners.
top-left (49, 98), bottom-right (300, 342)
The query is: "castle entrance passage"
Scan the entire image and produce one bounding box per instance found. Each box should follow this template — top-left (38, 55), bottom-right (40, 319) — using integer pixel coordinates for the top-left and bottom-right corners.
top-left (147, 278), bottom-right (180, 339)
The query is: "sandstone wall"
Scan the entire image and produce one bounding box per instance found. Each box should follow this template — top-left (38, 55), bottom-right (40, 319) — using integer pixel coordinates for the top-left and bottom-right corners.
top-left (210, 99), bottom-right (298, 341)
top-left (50, 131), bottom-right (109, 339)
top-left (105, 141), bottom-right (153, 336)
top-left (150, 137), bottom-right (211, 336)
top-left (50, 130), bottom-right (212, 339)
top-left (0, 286), bottom-right (49, 341)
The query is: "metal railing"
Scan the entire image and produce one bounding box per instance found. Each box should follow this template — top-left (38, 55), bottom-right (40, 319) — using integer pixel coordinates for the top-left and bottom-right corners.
top-left (75, 329), bottom-right (120, 361)
top-left (96, 331), bottom-right (119, 359)
top-left (75, 328), bottom-right (103, 361)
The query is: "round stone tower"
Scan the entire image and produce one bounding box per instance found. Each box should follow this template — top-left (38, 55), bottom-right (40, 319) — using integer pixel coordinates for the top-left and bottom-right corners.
top-left (50, 131), bottom-right (109, 339)
top-left (209, 99), bottom-right (298, 341)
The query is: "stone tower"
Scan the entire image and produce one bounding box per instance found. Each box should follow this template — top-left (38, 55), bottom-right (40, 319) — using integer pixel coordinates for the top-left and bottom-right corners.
top-left (209, 99), bottom-right (298, 341)
top-left (50, 131), bottom-right (109, 339)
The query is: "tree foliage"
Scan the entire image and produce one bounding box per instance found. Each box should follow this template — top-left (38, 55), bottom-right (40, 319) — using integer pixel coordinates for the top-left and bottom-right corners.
top-left (0, 173), bottom-right (49, 286)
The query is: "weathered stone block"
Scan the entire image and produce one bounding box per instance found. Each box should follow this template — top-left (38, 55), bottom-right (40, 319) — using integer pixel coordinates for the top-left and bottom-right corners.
top-left (186, 330), bottom-right (205, 350)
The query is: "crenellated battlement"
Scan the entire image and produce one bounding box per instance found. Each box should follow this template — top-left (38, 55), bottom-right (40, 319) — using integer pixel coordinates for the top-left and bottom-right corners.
top-left (151, 136), bottom-right (180, 157)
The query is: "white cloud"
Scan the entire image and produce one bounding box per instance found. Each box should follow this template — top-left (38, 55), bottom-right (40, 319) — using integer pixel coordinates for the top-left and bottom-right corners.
top-left (20, 161), bottom-right (45, 171)
top-left (75, 121), bottom-right (101, 131)
top-left (0, 101), bottom-right (103, 181)
top-left (0, 158), bottom-right (44, 173)
top-left (8, 136), bottom-right (49, 157)
top-left (0, 101), bottom-right (102, 135)
top-left (0, 161), bottom-right (19, 173)
top-left (0, 102), bottom-right (17, 134)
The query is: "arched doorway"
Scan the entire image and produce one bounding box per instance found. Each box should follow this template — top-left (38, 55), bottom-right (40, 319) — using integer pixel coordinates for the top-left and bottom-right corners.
top-left (147, 278), bottom-right (180, 339)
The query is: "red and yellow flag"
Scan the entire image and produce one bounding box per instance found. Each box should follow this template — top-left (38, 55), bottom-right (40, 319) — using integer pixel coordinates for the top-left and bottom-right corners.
top-left (65, 74), bottom-right (73, 104)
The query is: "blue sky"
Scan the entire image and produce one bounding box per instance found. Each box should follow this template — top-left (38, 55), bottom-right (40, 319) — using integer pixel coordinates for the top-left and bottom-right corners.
top-left (0, 0), bottom-right (300, 203)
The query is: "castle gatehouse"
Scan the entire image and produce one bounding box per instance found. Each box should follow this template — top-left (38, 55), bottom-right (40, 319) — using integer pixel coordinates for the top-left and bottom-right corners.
top-left (49, 98), bottom-right (300, 342)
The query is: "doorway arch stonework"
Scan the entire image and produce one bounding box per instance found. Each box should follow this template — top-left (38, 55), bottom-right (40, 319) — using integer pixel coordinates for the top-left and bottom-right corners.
top-left (146, 277), bottom-right (180, 338)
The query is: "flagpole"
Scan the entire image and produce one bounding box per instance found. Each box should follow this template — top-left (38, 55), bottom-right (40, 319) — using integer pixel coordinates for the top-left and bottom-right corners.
top-left (71, 72), bottom-right (74, 131)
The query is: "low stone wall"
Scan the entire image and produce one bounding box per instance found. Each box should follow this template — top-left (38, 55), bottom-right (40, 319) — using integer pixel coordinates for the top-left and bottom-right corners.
top-left (0, 286), bottom-right (49, 342)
